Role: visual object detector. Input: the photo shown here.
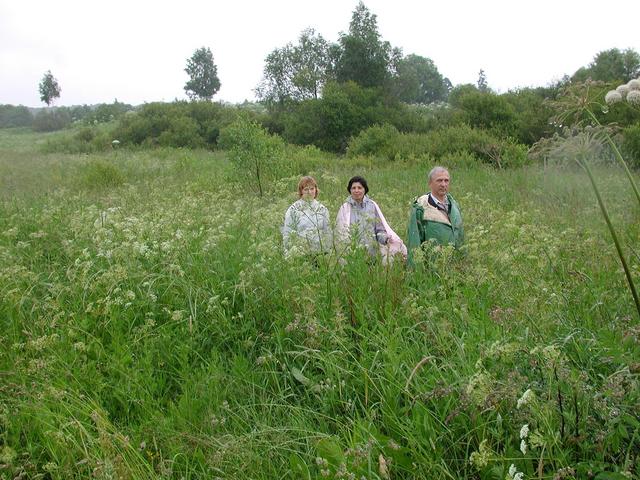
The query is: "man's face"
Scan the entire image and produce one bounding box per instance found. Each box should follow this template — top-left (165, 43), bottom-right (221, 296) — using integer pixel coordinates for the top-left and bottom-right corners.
top-left (429, 171), bottom-right (450, 199)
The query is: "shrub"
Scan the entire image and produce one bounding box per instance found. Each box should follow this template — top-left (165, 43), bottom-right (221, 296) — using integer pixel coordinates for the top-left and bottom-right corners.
top-left (346, 123), bottom-right (531, 168)
top-left (32, 108), bottom-right (72, 132)
top-left (0, 104), bottom-right (33, 127)
top-left (346, 124), bottom-right (401, 160)
top-left (218, 118), bottom-right (286, 195)
top-left (282, 81), bottom-right (407, 153)
top-left (112, 101), bottom-right (248, 149)
top-left (79, 159), bottom-right (125, 188)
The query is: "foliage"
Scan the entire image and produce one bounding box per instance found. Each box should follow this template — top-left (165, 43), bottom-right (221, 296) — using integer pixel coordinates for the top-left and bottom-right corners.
top-left (501, 88), bottom-right (556, 145)
top-left (448, 83), bottom-right (479, 108)
top-left (112, 101), bottom-right (245, 149)
top-left (256, 28), bottom-right (332, 106)
top-left (456, 90), bottom-right (518, 136)
top-left (348, 122), bottom-right (529, 167)
top-left (281, 81), bottom-right (397, 152)
top-left (41, 125), bottom-right (116, 154)
top-left (346, 123), bottom-right (401, 159)
top-left (218, 118), bottom-right (286, 195)
top-left (334, 1), bottom-right (400, 89)
top-left (0, 105), bottom-right (33, 128)
top-left (391, 54), bottom-right (450, 104)
top-left (0, 130), bottom-right (638, 478)
top-left (38, 70), bottom-right (61, 106)
top-left (477, 69), bottom-right (489, 93)
top-left (184, 47), bottom-right (221, 101)
top-left (572, 48), bottom-right (640, 83)
top-left (84, 100), bottom-right (134, 125)
top-left (32, 108), bottom-right (71, 132)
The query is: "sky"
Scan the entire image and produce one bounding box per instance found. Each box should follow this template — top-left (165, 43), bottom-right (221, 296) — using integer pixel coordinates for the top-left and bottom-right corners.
top-left (1, 0), bottom-right (639, 108)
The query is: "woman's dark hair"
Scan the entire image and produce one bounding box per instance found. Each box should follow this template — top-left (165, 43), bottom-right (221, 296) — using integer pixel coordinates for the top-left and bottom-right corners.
top-left (347, 176), bottom-right (369, 194)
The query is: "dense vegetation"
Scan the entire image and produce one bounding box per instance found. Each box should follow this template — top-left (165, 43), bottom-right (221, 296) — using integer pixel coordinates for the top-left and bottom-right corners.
top-left (2, 3), bottom-right (640, 478)
top-left (1, 114), bottom-right (639, 480)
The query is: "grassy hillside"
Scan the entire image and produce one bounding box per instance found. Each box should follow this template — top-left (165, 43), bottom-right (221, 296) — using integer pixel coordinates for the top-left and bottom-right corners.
top-left (0, 129), bottom-right (638, 479)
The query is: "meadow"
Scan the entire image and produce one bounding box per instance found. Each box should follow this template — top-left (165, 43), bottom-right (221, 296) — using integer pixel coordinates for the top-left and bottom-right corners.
top-left (0, 127), bottom-right (638, 479)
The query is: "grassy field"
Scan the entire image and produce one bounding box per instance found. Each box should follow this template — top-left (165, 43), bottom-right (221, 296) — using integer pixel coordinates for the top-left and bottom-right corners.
top-left (0, 128), bottom-right (639, 479)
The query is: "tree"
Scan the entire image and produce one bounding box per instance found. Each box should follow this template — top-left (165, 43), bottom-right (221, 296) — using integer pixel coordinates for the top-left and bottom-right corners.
top-left (334, 2), bottom-right (398, 89)
top-left (392, 54), bottom-right (450, 104)
top-left (218, 118), bottom-right (285, 196)
top-left (184, 47), bottom-right (221, 101)
top-left (477, 69), bottom-right (489, 93)
top-left (39, 70), bottom-right (61, 106)
top-left (256, 28), bottom-right (332, 106)
top-left (572, 48), bottom-right (640, 83)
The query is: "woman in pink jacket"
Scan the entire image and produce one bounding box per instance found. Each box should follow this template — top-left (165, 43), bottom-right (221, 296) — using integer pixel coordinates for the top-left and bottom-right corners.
top-left (335, 176), bottom-right (406, 264)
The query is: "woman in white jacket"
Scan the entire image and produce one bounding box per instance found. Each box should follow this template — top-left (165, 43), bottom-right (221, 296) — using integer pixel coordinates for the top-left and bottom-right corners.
top-left (282, 176), bottom-right (331, 257)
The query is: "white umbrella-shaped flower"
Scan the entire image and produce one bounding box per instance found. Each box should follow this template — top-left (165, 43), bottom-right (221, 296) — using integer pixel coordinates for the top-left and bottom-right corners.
top-left (627, 90), bottom-right (640, 106)
top-left (616, 84), bottom-right (630, 97)
top-left (605, 90), bottom-right (623, 105)
top-left (627, 79), bottom-right (640, 91)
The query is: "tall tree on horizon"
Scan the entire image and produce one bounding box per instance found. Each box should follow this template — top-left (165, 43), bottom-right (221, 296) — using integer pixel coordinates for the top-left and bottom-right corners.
top-left (334, 2), bottom-right (400, 89)
top-left (184, 47), bottom-right (221, 101)
top-left (39, 70), bottom-right (61, 106)
top-left (256, 28), bottom-right (332, 106)
top-left (392, 54), bottom-right (450, 104)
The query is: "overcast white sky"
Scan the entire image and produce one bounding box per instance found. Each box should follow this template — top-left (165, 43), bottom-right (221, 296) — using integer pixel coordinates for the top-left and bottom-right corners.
top-left (1, 0), bottom-right (639, 107)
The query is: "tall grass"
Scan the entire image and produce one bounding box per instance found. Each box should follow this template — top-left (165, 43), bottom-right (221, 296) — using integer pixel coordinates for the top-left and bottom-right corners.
top-left (0, 130), bottom-right (638, 479)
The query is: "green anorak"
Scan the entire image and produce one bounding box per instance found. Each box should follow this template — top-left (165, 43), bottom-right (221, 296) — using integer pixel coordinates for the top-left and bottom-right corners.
top-left (407, 193), bottom-right (464, 266)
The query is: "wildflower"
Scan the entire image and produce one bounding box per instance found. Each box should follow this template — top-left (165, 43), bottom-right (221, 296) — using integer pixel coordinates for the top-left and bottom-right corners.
top-left (469, 439), bottom-right (491, 468)
top-left (507, 464), bottom-right (524, 480)
top-left (627, 90), bottom-right (640, 106)
top-left (517, 389), bottom-right (535, 409)
top-left (616, 84), bottom-right (630, 97)
top-left (519, 424), bottom-right (529, 439)
top-left (520, 439), bottom-right (528, 455)
top-left (604, 90), bottom-right (622, 105)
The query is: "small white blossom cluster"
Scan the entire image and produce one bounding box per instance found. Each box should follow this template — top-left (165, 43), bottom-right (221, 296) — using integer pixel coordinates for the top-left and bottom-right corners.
top-left (517, 389), bottom-right (535, 409)
top-left (507, 464), bottom-right (524, 480)
top-left (519, 423), bottom-right (529, 454)
top-left (605, 78), bottom-right (640, 105)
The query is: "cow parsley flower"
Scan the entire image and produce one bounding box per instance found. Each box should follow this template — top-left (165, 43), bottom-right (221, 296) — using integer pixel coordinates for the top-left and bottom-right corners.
top-left (508, 464), bottom-right (524, 480)
top-left (520, 439), bottom-right (528, 455)
top-left (605, 90), bottom-right (622, 105)
top-left (517, 389), bottom-right (535, 409)
top-left (519, 424), bottom-right (530, 439)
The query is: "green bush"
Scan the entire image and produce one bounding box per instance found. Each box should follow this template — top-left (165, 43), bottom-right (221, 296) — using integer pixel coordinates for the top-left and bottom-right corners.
top-left (78, 159), bottom-right (125, 188)
top-left (41, 125), bottom-right (117, 154)
top-left (346, 123), bottom-right (401, 160)
top-left (282, 81), bottom-right (409, 153)
top-left (32, 108), bottom-right (72, 132)
top-left (112, 101), bottom-right (247, 149)
top-left (219, 118), bottom-right (286, 195)
top-left (347, 123), bottom-right (530, 167)
top-left (0, 104), bottom-right (33, 127)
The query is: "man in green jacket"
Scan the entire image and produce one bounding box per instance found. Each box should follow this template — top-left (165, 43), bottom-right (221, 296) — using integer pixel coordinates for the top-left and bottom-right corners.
top-left (407, 167), bottom-right (464, 265)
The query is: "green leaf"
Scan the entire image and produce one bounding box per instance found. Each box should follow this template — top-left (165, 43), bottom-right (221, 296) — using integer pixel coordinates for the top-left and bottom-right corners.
top-left (316, 437), bottom-right (345, 468)
top-left (291, 367), bottom-right (311, 386)
top-left (289, 454), bottom-right (311, 480)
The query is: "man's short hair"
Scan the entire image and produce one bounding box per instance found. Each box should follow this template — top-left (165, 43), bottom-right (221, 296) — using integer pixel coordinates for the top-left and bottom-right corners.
top-left (428, 166), bottom-right (449, 182)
